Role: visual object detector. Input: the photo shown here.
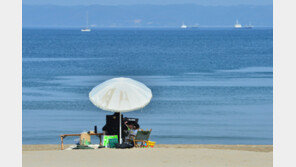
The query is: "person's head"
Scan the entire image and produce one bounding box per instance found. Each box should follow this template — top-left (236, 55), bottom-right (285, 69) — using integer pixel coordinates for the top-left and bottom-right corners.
top-left (128, 124), bottom-right (134, 129)
top-left (126, 122), bottom-right (134, 129)
top-left (126, 121), bottom-right (139, 130)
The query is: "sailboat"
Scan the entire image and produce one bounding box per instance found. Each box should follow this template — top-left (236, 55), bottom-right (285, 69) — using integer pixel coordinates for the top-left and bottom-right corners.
top-left (81, 12), bottom-right (91, 32)
top-left (234, 20), bottom-right (242, 28)
top-left (181, 23), bottom-right (187, 29)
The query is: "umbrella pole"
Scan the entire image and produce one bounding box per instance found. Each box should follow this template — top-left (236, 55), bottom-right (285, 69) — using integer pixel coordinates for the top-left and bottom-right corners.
top-left (119, 112), bottom-right (122, 144)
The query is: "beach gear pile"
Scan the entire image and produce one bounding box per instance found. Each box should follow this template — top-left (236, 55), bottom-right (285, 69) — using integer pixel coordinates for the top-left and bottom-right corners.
top-left (63, 77), bottom-right (155, 150)
top-left (69, 130), bottom-right (155, 150)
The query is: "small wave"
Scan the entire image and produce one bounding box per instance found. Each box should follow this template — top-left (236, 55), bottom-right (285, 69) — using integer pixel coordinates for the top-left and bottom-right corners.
top-left (152, 134), bottom-right (272, 140)
top-left (218, 67), bottom-right (273, 73)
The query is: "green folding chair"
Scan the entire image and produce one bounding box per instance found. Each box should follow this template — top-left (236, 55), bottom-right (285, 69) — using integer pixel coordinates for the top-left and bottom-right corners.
top-left (132, 129), bottom-right (152, 147)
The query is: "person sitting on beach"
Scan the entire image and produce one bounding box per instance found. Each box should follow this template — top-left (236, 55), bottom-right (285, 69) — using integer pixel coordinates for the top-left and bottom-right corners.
top-left (124, 121), bottom-right (139, 144)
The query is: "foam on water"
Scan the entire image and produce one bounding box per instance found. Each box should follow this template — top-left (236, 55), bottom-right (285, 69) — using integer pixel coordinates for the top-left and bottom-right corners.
top-left (217, 67), bottom-right (273, 73)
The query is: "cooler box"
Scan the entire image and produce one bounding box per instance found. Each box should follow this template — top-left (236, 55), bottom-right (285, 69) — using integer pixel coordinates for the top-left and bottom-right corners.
top-left (108, 138), bottom-right (118, 148)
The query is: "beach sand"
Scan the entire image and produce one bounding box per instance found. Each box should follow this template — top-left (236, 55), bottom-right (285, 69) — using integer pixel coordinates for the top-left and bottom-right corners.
top-left (23, 144), bottom-right (272, 167)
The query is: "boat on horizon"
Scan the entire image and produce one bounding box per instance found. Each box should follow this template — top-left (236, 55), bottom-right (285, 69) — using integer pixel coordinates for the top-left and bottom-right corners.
top-left (234, 20), bottom-right (254, 29)
top-left (181, 23), bottom-right (187, 29)
top-left (81, 12), bottom-right (91, 32)
top-left (189, 24), bottom-right (199, 29)
top-left (244, 23), bottom-right (254, 29)
top-left (234, 20), bottom-right (242, 28)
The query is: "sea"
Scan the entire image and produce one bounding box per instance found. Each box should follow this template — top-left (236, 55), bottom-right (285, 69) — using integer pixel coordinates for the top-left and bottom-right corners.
top-left (22, 28), bottom-right (273, 145)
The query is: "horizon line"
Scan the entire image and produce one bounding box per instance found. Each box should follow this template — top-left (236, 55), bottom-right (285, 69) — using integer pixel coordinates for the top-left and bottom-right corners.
top-left (22, 26), bottom-right (273, 29)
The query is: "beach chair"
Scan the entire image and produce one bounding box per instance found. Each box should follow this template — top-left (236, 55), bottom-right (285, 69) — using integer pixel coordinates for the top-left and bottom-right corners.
top-left (132, 129), bottom-right (152, 147)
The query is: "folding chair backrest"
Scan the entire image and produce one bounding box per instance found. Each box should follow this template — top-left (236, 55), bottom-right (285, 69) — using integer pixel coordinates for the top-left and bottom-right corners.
top-left (135, 129), bottom-right (151, 141)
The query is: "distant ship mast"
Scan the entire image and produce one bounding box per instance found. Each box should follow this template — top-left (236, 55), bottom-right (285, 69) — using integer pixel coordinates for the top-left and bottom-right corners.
top-left (81, 11), bottom-right (91, 32)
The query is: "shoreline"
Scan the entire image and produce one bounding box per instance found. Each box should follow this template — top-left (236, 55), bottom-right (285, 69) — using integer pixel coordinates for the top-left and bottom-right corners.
top-left (23, 144), bottom-right (273, 152)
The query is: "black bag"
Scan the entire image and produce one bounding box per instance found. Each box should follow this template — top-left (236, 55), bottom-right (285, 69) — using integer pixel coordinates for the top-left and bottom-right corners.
top-left (102, 113), bottom-right (128, 142)
top-left (115, 142), bottom-right (134, 149)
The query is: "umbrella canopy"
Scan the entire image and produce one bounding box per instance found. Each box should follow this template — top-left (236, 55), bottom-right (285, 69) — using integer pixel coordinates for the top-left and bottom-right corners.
top-left (89, 77), bottom-right (152, 112)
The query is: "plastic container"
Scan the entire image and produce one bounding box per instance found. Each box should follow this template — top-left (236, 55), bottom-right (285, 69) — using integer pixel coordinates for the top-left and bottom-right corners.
top-left (147, 141), bottom-right (156, 148)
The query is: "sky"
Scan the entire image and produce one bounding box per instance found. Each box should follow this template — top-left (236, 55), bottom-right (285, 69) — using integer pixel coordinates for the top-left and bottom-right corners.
top-left (23, 0), bottom-right (272, 6)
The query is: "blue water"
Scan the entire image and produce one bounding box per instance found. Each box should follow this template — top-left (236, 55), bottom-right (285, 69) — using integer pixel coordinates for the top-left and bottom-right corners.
top-left (22, 28), bottom-right (273, 145)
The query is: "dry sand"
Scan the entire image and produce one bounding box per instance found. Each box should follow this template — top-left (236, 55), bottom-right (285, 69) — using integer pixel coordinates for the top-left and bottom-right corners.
top-left (23, 144), bottom-right (273, 167)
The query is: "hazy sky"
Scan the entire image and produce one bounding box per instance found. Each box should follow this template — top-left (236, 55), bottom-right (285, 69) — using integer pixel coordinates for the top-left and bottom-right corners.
top-left (23, 0), bottom-right (272, 6)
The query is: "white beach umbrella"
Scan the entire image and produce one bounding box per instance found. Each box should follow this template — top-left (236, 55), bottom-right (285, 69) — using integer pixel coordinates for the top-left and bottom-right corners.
top-left (89, 77), bottom-right (152, 144)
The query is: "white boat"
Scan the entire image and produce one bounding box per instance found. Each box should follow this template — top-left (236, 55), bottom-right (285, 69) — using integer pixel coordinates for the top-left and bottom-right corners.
top-left (190, 24), bottom-right (199, 29)
top-left (244, 23), bottom-right (254, 29)
top-left (234, 20), bottom-right (242, 28)
top-left (81, 12), bottom-right (91, 32)
top-left (81, 28), bottom-right (91, 32)
top-left (181, 23), bottom-right (187, 29)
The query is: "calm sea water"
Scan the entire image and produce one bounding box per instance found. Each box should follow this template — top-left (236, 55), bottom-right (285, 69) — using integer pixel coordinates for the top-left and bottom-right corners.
top-left (22, 28), bottom-right (273, 145)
